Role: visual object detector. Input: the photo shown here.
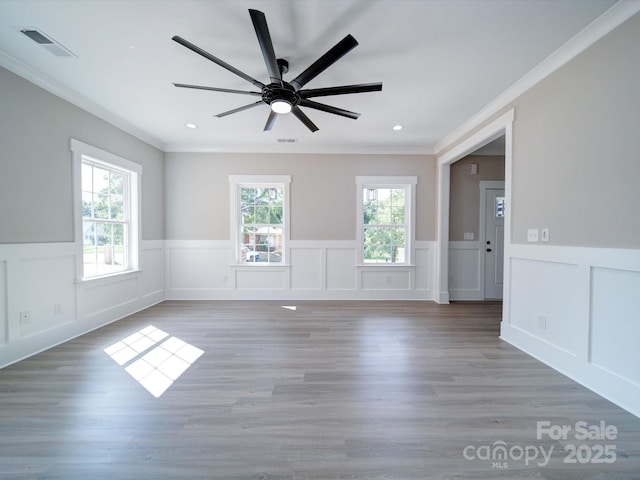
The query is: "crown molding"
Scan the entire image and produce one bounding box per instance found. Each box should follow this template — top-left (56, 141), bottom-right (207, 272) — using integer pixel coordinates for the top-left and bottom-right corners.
top-left (0, 50), bottom-right (166, 151)
top-left (435, 0), bottom-right (640, 155)
top-left (163, 142), bottom-right (436, 156)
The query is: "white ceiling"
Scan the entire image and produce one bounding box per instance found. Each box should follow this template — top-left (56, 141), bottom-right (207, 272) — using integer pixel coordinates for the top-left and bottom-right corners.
top-left (0, 0), bottom-right (618, 154)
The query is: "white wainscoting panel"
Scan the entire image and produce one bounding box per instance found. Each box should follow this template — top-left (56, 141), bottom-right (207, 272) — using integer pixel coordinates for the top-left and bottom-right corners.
top-left (509, 258), bottom-right (582, 356)
top-left (139, 242), bottom-right (164, 300)
top-left (326, 247), bottom-right (357, 291)
top-left (164, 240), bottom-right (435, 300)
top-left (15, 255), bottom-right (76, 338)
top-left (0, 260), bottom-right (7, 345)
top-left (414, 246), bottom-right (430, 291)
top-left (290, 248), bottom-right (322, 290)
top-left (590, 267), bottom-right (640, 387)
top-left (361, 269), bottom-right (411, 290)
top-left (501, 244), bottom-right (640, 418)
top-left (236, 268), bottom-right (288, 290)
top-left (0, 240), bottom-right (165, 369)
top-left (448, 241), bottom-right (481, 300)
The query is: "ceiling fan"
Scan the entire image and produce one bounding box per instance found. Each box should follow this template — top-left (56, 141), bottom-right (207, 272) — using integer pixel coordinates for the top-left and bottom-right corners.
top-left (172, 8), bottom-right (382, 132)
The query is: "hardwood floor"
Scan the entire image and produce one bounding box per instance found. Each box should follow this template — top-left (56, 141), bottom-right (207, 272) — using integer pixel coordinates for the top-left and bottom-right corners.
top-left (1, 301), bottom-right (639, 479)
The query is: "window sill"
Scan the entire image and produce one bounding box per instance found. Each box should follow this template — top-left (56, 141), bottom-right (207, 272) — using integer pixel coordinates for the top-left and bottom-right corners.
top-left (356, 264), bottom-right (416, 268)
top-left (230, 264), bottom-right (290, 269)
top-left (76, 269), bottom-right (142, 285)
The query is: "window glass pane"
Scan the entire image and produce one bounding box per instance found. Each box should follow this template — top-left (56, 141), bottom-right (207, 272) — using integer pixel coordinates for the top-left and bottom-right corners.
top-left (80, 155), bottom-right (133, 278)
top-left (93, 167), bottom-right (109, 194)
top-left (238, 184), bottom-right (285, 263)
top-left (93, 193), bottom-right (109, 219)
top-left (110, 172), bottom-right (124, 196)
top-left (391, 206), bottom-right (405, 224)
top-left (111, 194), bottom-right (124, 221)
top-left (82, 164), bottom-right (93, 193)
top-left (82, 191), bottom-right (93, 218)
top-left (495, 196), bottom-right (505, 218)
top-left (269, 206), bottom-right (283, 224)
top-left (255, 205), bottom-right (269, 224)
top-left (242, 205), bottom-right (255, 224)
top-left (363, 201), bottom-right (376, 224)
top-left (391, 188), bottom-right (405, 207)
top-left (83, 220), bottom-right (96, 247)
top-left (377, 206), bottom-right (391, 224)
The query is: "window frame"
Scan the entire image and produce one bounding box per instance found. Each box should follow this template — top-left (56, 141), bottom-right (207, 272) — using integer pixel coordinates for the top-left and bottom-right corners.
top-left (229, 175), bottom-right (291, 266)
top-left (356, 176), bottom-right (417, 266)
top-left (71, 139), bottom-right (142, 281)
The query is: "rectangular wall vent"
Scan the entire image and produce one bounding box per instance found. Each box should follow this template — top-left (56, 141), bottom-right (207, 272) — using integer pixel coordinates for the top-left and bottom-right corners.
top-left (20, 27), bottom-right (76, 57)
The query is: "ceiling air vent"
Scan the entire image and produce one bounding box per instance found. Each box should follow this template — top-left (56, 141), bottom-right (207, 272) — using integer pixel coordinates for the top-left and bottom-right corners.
top-left (20, 28), bottom-right (76, 57)
top-left (277, 138), bottom-right (297, 143)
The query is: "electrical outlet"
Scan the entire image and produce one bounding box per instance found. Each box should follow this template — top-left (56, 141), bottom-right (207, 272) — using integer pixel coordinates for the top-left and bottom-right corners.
top-left (54, 303), bottom-right (62, 315)
top-left (527, 228), bottom-right (539, 242)
top-left (385, 275), bottom-right (392, 284)
top-left (20, 311), bottom-right (31, 325)
top-left (538, 314), bottom-right (547, 330)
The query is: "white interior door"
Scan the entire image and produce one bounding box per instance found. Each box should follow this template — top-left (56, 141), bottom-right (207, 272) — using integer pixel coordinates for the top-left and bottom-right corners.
top-left (484, 188), bottom-right (505, 299)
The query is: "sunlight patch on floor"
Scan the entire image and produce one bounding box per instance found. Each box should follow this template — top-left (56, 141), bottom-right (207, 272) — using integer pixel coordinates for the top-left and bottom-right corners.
top-left (104, 325), bottom-right (204, 398)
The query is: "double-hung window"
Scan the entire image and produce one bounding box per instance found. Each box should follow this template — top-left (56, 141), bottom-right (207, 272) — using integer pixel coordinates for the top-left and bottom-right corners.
top-left (71, 139), bottom-right (141, 279)
top-left (356, 176), bottom-right (417, 265)
top-left (229, 175), bottom-right (291, 264)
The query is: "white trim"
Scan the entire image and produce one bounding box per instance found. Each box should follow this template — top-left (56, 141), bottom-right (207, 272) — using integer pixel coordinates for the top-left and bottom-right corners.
top-left (228, 174), bottom-right (291, 185)
top-left (70, 139), bottom-right (142, 281)
top-left (434, 1), bottom-right (640, 154)
top-left (355, 176), bottom-right (417, 266)
top-left (228, 175), bottom-right (292, 265)
top-left (500, 244), bottom-right (640, 418)
top-left (435, 109), bottom-right (514, 305)
top-left (479, 181), bottom-right (505, 300)
top-left (0, 51), bottom-right (165, 151)
top-left (355, 176), bottom-right (418, 185)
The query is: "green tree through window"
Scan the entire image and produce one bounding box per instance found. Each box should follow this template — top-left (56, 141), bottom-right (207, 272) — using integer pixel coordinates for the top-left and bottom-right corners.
top-left (363, 187), bottom-right (407, 263)
top-left (239, 186), bottom-right (284, 263)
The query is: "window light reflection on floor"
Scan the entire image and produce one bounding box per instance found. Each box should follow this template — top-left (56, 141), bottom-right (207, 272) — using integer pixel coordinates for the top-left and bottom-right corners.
top-left (104, 325), bottom-right (204, 398)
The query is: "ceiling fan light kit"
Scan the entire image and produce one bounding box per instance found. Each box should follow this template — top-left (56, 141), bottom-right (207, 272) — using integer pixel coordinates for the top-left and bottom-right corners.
top-left (172, 8), bottom-right (382, 132)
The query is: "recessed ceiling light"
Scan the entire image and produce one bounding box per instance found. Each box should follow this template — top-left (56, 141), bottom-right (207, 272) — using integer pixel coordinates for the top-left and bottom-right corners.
top-left (393, 125), bottom-right (403, 131)
top-left (185, 123), bottom-right (197, 129)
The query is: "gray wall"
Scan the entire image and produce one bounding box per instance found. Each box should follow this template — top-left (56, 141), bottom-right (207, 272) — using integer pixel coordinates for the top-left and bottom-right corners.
top-left (443, 12), bottom-right (640, 249)
top-left (165, 152), bottom-right (436, 241)
top-left (0, 67), bottom-right (165, 243)
top-left (449, 155), bottom-right (505, 241)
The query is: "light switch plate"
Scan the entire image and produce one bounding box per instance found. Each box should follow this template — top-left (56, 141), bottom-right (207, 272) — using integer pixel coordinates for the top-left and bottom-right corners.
top-left (527, 228), bottom-right (539, 242)
top-left (541, 228), bottom-right (550, 242)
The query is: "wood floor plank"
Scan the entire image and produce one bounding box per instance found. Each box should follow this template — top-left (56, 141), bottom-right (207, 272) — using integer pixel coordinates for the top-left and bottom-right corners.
top-left (0, 300), bottom-right (639, 479)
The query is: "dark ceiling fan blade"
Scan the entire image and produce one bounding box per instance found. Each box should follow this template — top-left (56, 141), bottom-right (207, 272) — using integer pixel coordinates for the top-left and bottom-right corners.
top-left (298, 99), bottom-right (360, 119)
top-left (291, 106), bottom-right (319, 132)
top-left (290, 34), bottom-right (359, 91)
top-left (264, 110), bottom-right (278, 131)
top-left (299, 82), bottom-right (383, 99)
top-left (173, 83), bottom-right (262, 96)
top-left (249, 9), bottom-right (281, 84)
top-left (215, 101), bottom-right (264, 118)
top-left (172, 35), bottom-right (265, 89)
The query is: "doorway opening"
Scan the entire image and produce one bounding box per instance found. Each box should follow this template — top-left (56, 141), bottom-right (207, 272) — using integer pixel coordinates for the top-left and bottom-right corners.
top-left (447, 139), bottom-right (505, 301)
top-left (434, 108), bottom-right (514, 311)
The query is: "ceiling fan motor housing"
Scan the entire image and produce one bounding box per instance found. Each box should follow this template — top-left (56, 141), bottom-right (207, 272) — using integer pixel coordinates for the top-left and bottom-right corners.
top-left (263, 83), bottom-right (299, 108)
